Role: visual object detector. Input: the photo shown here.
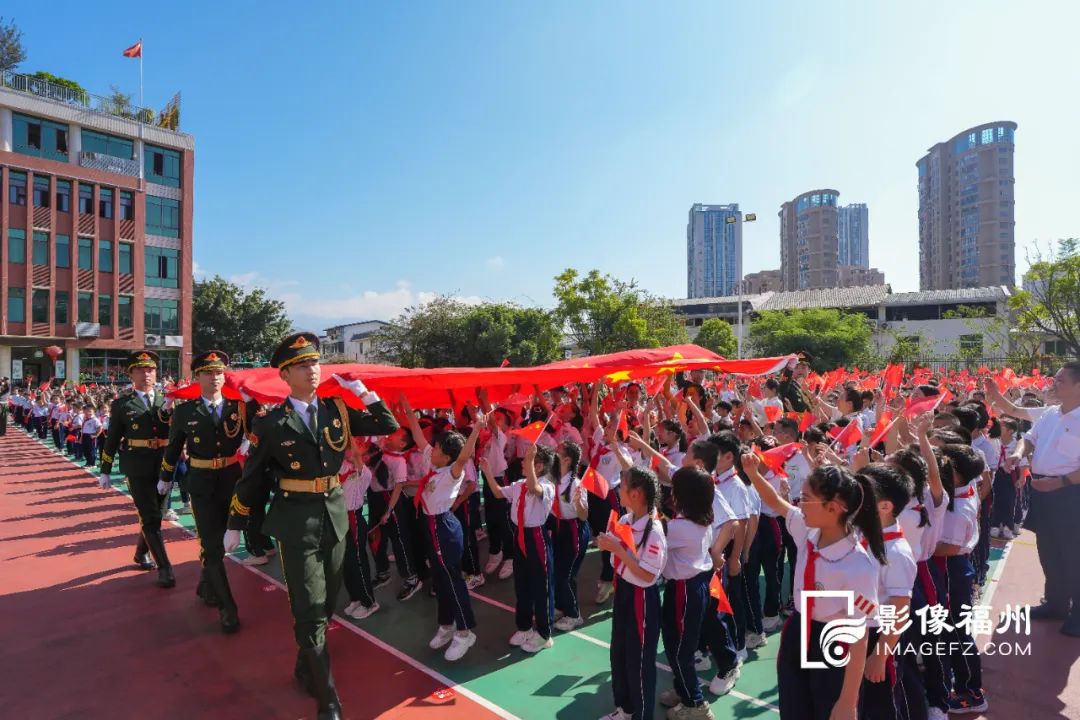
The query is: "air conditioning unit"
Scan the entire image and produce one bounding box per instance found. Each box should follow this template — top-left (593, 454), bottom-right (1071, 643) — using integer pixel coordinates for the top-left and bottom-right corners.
top-left (145, 334), bottom-right (161, 347)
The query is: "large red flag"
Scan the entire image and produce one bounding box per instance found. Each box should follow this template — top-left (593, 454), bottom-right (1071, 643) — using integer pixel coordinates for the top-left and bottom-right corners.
top-left (122, 40), bottom-right (142, 58)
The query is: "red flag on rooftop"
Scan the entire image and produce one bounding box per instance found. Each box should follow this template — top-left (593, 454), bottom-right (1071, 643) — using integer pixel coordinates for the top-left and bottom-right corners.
top-left (122, 40), bottom-right (142, 58)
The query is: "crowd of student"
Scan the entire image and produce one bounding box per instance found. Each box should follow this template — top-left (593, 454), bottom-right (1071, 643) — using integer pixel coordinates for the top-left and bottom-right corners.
top-left (4, 358), bottom-right (1074, 720)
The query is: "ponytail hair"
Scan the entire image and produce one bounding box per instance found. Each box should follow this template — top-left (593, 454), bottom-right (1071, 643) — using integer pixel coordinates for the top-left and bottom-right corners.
top-left (621, 466), bottom-right (661, 550)
top-left (852, 473), bottom-right (886, 563)
top-left (888, 446), bottom-right (931, 527)
top-left (660, 419), bottom-right (688, 453)
top-left (806, 465), bottom-right (886, 563)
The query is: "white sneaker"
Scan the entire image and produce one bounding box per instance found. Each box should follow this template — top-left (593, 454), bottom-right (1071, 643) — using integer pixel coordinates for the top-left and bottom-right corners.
top-left (600, 710), bottom-right (631, 720)
top-left (522, 632), bottom-right (554, 653)
top-left (708, 666), bottom-right (740, 696)
top-left (762, 615), bottom-right (782, 632)
top-left (466, 574), bottom-right (486, 590)
top-left (347, 601), bottom-right (379, 620)
top-left (444, 631), bottom-right (476, 661)
top-left (554, 615), bottom-right (584, 632)
top-left (1001, 526), bottom-right (1017, 540)
top-left (595, 582), bottom-right (614, 604)
top-left (990, 526), bottom-right (1002, 538)
top-left (429, 625), bottom-right (455, 650)
top-left (163, 509), bottom-right (179, 522)
top-left (509, 629), bottom-right (532, 647)
top-left (745, 632), bottom-right (767, 650)
top-left (736, 648), bottom-right (748, 664)
top-left (484, 551), bottom-right (503, 575)
top-left (241, 554), bottom-right (269, 566)
top-left (498, 559), bottom-right (514, 580)
top-left (928, 708), bottom-right (948, 720)
top-left (693, 651), bottom-right (712, 672)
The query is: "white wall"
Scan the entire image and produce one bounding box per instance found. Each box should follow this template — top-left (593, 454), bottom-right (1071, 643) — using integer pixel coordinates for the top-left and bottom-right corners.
top-left (874, 317), bottom-right (1002, 356)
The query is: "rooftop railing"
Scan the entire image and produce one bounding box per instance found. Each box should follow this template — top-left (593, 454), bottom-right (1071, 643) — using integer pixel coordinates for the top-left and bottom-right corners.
top-left (1, 70), bottom-right (178, 130)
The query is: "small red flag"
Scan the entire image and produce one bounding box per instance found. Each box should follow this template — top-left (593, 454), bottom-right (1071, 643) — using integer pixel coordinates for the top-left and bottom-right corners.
top-left (709, 573), bottom-right (734, 615)
top-left (868, 413), bottom-right (898, 448)
top-left (763, 405), bottom-right (781, 423)
top-left (581, 464), bottom-right (609, 498)
top-left (759, 442), bottom-right (803, 476)
top-left (500, 358), bottom-right (510, 368)
top-left (799, 411), bottom-right (814, 433)
top-left (905, 393), bottom-right (945, 419)
top-left (122, 40), bottom-right (142, 58)
top-left (367, 526), bottom-right (382, 555)
top-left (828, 422), bottom-right (862, 449)
top-left (607, 510), bottom-right (636, 557)
top-left (510, 419), bottom-right (548, 444)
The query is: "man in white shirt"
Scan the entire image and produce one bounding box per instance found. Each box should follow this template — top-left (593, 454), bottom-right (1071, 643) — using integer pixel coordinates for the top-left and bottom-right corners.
top-left (1007, 362), bottom-right (1080, 637)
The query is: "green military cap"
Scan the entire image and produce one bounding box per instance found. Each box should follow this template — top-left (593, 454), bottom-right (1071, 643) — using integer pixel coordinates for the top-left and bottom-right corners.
top-left (192, 350), bottom-right (230, 374)
top-left (270, 331), bottom-right (321, 370)
top-left (127, 350), bottom-right (160, 371)
top-left (796, 351), bottom-right (814, 366)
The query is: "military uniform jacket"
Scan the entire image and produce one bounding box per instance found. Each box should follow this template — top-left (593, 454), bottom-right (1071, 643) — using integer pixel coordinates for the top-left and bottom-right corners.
top-left (100, 392), bottom-right (172, 478)
top-left (779, 378), bottom-right (813, 414)
top-left (159, 398), bottom-right (255, 492)
top-left (226, 397), bottom-right (398, 544)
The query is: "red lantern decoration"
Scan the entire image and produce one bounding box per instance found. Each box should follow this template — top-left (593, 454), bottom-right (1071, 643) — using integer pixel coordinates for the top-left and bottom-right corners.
top-left (44, 345), bottom-right (63, 361)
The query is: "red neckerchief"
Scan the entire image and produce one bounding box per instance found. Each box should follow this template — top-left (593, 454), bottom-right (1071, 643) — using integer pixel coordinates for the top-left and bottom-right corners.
top-left (954, 484), bottom-right (976, 499)
top-left (516, 484), bottom-right (528, 555)
top-left (804, 540), bottom-right (819, 648)
top-left (414, 469), bottom-right (437, 512)
top-left (714, 467), bottom-right (737, 485)
top-left (861, 527), bottom-right (904, 549)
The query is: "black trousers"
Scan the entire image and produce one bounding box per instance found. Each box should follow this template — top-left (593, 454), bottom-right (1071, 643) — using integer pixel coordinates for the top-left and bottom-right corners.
top-left (243, 485), bottom-right (275, 557)
top-left (127, 473), bottom-right (165, 534)
top-left (189, 471), bottom-right (238, 568)
top-left (343, 509), bottom-right (376, 607)
top-left (991, 467), bottom-right (1018, 528)
top-left (776, 614), bottom-right (848, 720)
top-left (1030, 482), bottom-right (1080, 615)
top-left (368, 490), bottom-right (420, 582)
top-left (482, 476), bottom-right (510, 557)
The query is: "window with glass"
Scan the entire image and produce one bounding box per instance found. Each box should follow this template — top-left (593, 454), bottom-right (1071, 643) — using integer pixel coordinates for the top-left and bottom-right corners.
top-left (78, 238), bottom-right (93, 270)
top-left (144, 144), bottom-right (181, 187)
top-left (959, 334), bottom-right (983, 355)
top-left (12, 113), bottom-right (68, 161)
top-left (31, 289), bottom-right (49, 323)
top-left (33, 176), bottom-right (50, 208)
top-left (144, 298), bottom-right (179, 336)
top-left (8, 229), bottom-right (26, 264)
top-left (145, 195), bottom-right (180, 237)
top-left (32, 231), bottom-right (49, 265)
top-left (8, 171), bottom-right (27, 205)
top-left (78, 291), bottom-right (93, 323)
top-left (81, 130), bottom-right (134, 159)
top-left (99, 188), bottom-right (114, 219)
top-left (7, 287), bottom-right (25, 323)
top-left (119, 191), bottom-right (134, 220)
top-left (56, 180), bottom-right (71, 212)
top-left (79, 184), bottom-right (93, 214)
top-left (77, 349), bottom-right (129, 383)
top-left (55, 291), bottom-right (69, 324)
top-left (145, 246), bottom-right (179, 288)
top-left (117, 295), bottom-right (133, 327)
top-left (55, 234), bottom-right (71, 268)
top-left (98, 294), bottom-right (112, 326)
top-left (99, 239), bottom-right (113, 272)
top-left (118, 242), bottom-right (133, 274)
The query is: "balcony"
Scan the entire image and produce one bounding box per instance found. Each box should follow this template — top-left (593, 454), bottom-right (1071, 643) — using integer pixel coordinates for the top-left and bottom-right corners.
top-left (79, 151), bottom-right (140, 177)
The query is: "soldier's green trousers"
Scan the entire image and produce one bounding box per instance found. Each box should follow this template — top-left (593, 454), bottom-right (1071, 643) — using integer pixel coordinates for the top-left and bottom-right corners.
top-left (276, 511), bottom-right (346, 648)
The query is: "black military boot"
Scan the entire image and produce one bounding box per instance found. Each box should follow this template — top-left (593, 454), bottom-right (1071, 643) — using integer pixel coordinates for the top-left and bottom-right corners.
top-left (294, 649), bottom-right (315, 697)
top-left (303, 645), bottom-right (343, 720)
top-left (195, 568), bottom-right (221, 607)
top-left (133, 534), bottom-right (155, 570)
top-left (143, 529), bottom-right (175, 588)
top-left (204, 563), bottom-right (239, 633)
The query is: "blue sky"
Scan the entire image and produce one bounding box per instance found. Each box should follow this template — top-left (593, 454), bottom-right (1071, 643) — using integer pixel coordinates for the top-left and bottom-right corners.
top-left (13, 1), bottom-right (1080, 329)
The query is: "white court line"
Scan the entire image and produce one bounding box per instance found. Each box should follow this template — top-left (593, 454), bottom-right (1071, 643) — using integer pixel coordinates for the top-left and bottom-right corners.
top-left (467, 588), bottom-right (781, 713)
top-left (979, 538), bottom-right (1015, 611)
top-left (31, 434), bottom-right (521, 720)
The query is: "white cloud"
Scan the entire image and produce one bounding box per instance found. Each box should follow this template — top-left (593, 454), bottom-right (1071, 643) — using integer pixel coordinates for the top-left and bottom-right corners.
top-left (192, 259), bottom-right (206, 280)
top-left (485, 255), bottom-right (505, 270)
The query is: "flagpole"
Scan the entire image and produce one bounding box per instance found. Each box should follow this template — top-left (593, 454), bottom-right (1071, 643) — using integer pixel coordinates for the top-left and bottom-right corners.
top-left (137, 38), bottom-right (144, 192)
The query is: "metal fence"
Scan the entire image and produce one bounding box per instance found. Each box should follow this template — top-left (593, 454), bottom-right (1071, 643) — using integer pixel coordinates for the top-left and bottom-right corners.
top-left (883, 356), bottom-right (1078, 375)
top-left (1, 70), bottom-right (156, 125)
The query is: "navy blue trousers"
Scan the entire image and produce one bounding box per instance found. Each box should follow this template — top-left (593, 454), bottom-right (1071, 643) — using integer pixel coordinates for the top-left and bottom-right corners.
top-left (425, 511), bottom-right (476, 631)
top-left (661, 571), bottom-right (710, 707)
top-left (551, 516), bottom-right (590, 620)
top-left (776, 613), bottom-right (848, 720)
top-left (611, 579), bottom-right (661, 720)
top-left (510, 522), bottom-right (555, 638)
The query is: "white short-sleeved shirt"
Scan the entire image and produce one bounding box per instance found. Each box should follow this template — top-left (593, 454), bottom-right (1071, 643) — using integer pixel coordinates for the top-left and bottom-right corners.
top-left (482, 428), bottom-right (509, 478)
top-left (938, 480), bottom-right (980, 552)
top-left (591, 428), bottom-right (628, 489)
top-left (611, 512), bottom-right (667, 587)
top-left (661, 445), bottom-right (685, 469)
top-left (552, 472), bottom-right (585, 521)
top-left (381, 450), bottom-right (411, 494)
top-left (507, 478), bottom-right (555, 528)
top-left (343, 464), bottom-right (373, 511)
top-left (416, 446), bottom-right (464, 516)
top-left (1025, 405), bottom-right (1080, 476)
top-left (746, 483), bottom-right (762, 515)
top-left (898, 489), bottom-right (929, 561)
top-left (918, 488), bottom-right (949, 562)
top-left (714, 468), bottom-right (750, 520)
top-left (554, 423), bottom-right (583, 447)
top-left (784, 452), bottom-right (812, 501)
top-left (663, 517), bottom-right (715, 580)
top-left (81, 417), bottom-right (102, 435)
top-left (785, 507), bottom-right (880, 623)
top-left (867, 523), bottom-right (917, 627)
top-left (72, 415), bottom-right (84, 430)
top-left (759, 471), bottom-right (785, 518)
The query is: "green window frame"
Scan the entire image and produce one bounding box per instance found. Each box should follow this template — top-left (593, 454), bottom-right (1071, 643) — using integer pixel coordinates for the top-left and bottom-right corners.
top-left (145, 246), bottom-right (179, 288)
top-left (145, 195), bottom-right (180, 237)
top-left (8, 229), bottom-right (26, 264)
top-left (144, 298), bottom-right (179, 335)
top-left (119, 191), bottom-right (134, 220)
top-left (13, 113), bottom-right (69, 161)
top-left (99, 239), bottom-right (113, 272)
top-left (99, 188), bottom-right (114, 219)
top-left (117, 295), bottom-right (133, 328)
top-left (144, 144), bottom-right (181, 187)
top-left (7, 288), bottom-right (25, 323)
top-left (8, 171), bottom-right (27, 205)
top-left (78, 184), bottom-right (93, 214)
top-left (55, 290), bottom-right (69, 324)
top-left (32, 231), bottom-right (49, 266)
top-left (118, 242), bottom-right (133, 275)
top-left (98, 294), bottom-right (112, 326)
top-left (55, 234), bottom-right (71, 268)
top-left (78, 238), bottom-right (94, 270)
top-left (33, 176), bottom-right (50, 208)
top-left (81, 129), bottom-right (134, 159)
top-left (31, 288), bottom-right (49, 323)
top-left (56, 180), bottom-right (71, 213)
top-left (78, 291), bottom-right (93, 323)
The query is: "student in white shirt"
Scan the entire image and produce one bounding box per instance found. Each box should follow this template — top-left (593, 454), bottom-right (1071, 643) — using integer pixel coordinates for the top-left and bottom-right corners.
top-left (340, 442), bottom-right (378, 620)
top-left (587, 391), bottom-right (633, 604)
top-left (548, 441), bottom-right (590, 632)
top-left (373, 427), bottom-right (423, 601)
top-left (80, 404), bottom-right (103, 467)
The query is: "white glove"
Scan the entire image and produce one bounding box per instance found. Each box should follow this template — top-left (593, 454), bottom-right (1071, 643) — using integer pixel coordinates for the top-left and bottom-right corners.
top-left (157, 480), bottom-right (173, 496)
top-left (224, 529), bottom-right (242, 553)
top-left (332, 374), bottom-right (380, 405)
top-left (98, 473), bottom-right (111, 489)
top-left (239, 438), bottom-right (251, 456)
top-left (239, 389), bottom-right (252, 403)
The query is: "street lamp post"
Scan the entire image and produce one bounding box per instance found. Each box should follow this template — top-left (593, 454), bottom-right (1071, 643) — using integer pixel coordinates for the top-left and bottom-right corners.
top-left (726, 212), bottom-right (757, 358)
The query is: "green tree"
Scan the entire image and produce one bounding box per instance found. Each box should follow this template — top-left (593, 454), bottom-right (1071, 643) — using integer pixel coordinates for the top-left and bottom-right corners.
top-left (1011, 238), bottom-right (1080, 356)
top-left (373, 296), bottom-right (562, 368)
top-left (694, 318), bottom-right (738, 358)
top-left (28, 71), bottom-right (88, 104)
top-left (192, 276), bottom-right (293, 361)
top-left (749, 308), bottom-right (873, 371)
top-left (552, 269), bottom-right (688, 356)
top-left (0, 17), bottom-right (25, 71)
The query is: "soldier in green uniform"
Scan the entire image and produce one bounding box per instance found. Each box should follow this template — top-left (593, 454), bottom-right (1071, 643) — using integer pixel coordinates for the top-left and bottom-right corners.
top-left (160, 350), bottom-right (252, 633)
top-left (223, 332), bottom-right (398, 720)
top-left (778, 351), bottom-right (815, 414)
top-left (98, 350), bottom-right (175, 587)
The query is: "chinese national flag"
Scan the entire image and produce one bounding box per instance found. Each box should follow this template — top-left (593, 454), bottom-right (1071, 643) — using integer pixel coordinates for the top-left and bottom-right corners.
top-left (764, 405), bottom-right (782, 423)
top-left (828, 422), bottom-right (862, 449)
top-left (581, 463), bottom-right (609, 498)
top-left (608, 510), bottom-right (636, 556)
top-left (500, 358), bottom-right (510, 368)
top-left (709, 573), bottom-right (734, 615)
top-left (510, 419), bottom-right (547, 444)
top-left (868, 413), bottom-right (897, 448)
top-left (905, 393), bottom-right (945, 419)
top-left (122, 40), bottom-right (142, 58)
top-left (759, 442), bottom-right (803, 476)
top-left (799, 411), bottom-right (814, 433)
